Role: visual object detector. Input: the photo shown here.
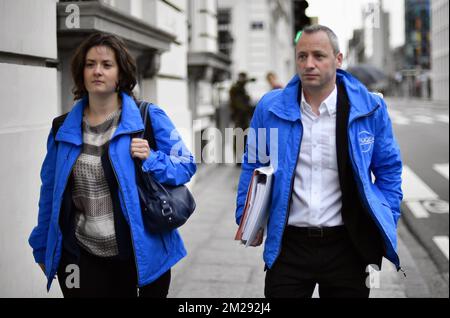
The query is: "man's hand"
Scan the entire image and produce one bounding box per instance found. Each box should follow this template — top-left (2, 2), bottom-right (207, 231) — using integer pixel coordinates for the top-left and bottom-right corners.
top-left (250, 228), bottom-right (264, 247)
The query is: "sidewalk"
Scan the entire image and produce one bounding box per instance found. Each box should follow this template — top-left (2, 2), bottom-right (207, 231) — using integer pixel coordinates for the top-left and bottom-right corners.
top-left (168, 165), bottom-right (428, 298)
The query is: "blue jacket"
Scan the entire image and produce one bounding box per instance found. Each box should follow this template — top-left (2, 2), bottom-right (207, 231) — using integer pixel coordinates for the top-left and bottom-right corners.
top-left (29, 92), bottom-right (196, 291)
top-left (236, 70), bottom-right (403, 270)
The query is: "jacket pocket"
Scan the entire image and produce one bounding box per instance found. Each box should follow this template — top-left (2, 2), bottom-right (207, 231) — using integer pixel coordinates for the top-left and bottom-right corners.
top-left (381, 201), bottom-right (396, 229)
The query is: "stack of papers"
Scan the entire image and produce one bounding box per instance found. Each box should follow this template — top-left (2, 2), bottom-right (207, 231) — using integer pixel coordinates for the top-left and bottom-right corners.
top-left (235, 166), bottom-right (274, 247)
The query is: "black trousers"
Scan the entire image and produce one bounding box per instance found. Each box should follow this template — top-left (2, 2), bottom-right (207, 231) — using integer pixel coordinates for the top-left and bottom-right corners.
top-left (265, 226), bottom-right (370, 298)
top-left (57, 248), bottom-right (171, 298)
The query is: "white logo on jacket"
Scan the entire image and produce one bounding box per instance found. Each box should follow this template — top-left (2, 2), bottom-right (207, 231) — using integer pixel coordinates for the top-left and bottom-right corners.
top-left (359, 131), bottom-right (375, 153)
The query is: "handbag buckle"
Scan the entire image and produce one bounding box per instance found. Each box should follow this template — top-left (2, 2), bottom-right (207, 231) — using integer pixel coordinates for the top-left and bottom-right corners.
top-left (161, 200), bottom-right (173, 217)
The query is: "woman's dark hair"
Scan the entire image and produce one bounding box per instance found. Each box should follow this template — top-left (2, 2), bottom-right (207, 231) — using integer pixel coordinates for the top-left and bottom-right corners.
top-left (71, 32), bottom-right (137, 100)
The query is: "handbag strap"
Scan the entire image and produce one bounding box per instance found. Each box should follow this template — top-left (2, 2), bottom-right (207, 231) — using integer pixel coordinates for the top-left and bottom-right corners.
top-left (138, 101), bottom-right (157, 151)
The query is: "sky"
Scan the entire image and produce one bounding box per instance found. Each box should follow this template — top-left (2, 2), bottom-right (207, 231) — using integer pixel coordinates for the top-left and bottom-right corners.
top-left (306, 0), bottom-right (405, 57)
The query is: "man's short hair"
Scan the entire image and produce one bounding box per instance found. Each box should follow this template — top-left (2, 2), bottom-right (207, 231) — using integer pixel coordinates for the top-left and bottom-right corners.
top-left (302, 25), bottom-right (340, 56)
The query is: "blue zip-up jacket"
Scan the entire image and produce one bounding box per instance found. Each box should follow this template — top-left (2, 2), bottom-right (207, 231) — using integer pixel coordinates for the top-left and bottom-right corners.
top-left (236, 70), bottom-right (403, 270)
top-left (29, 92), bottom-right (197, 291)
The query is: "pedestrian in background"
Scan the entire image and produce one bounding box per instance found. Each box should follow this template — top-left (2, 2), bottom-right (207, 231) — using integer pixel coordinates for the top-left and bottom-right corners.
top-left (266, 72), bottom-right (284, 90)
top-left (229, 72), bottom-right (255, 132)
top-left (28, 32), bottom-right (196, 297)
top-left (235, 25), bottom-right (403, 298)
top-left (229, 72), bottom-right (255, 165)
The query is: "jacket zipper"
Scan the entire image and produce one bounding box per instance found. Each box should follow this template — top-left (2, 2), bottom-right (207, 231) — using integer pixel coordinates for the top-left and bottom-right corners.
top-left (108, 130), bottom-right (143, 288)
top-left (348, 105), bottom-right (402, 271)
top-left (273, 120), bottom-right (303, 266)
top-left (49, 148), bottom-right (81, 282)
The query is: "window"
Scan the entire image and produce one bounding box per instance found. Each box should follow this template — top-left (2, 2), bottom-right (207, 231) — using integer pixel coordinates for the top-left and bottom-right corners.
top-left (251, 21), bottom-right (264, 30)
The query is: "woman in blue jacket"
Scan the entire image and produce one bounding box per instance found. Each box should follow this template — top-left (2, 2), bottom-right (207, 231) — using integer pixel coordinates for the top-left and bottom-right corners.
top-left (28, 32), bottom-right (196, 297)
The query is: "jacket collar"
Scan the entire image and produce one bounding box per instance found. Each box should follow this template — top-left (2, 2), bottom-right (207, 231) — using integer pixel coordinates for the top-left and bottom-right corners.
top-left (268, 69), bottom-right (380, 123)
top-left (268, 74), bottom-right (301, 122)
top-left (55, 92), bottom-right (144, 145)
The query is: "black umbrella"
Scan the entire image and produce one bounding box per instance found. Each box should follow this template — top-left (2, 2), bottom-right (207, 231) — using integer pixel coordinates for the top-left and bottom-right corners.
top-left (345, 64), bottom-right (387, 87)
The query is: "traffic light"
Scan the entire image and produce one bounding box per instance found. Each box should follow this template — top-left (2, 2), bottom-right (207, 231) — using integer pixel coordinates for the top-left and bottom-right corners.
top-left (293, 0), bottom-right (311, 41)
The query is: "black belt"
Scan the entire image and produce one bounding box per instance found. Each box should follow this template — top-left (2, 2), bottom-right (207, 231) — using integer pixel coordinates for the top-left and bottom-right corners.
top-left (285, 225), bottom-right (346, 238)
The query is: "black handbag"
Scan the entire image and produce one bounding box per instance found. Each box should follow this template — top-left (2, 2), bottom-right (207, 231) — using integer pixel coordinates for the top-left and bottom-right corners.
top-left (134, 101), bottom-right (196, 233)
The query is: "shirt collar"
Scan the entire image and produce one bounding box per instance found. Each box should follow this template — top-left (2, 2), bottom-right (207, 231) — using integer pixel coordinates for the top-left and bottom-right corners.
top-left (301, 85), bottom-right (337, 117)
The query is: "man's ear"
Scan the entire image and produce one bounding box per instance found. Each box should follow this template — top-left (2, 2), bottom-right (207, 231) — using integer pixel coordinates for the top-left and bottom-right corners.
top-left (336, 52), bottom-right (343, 68)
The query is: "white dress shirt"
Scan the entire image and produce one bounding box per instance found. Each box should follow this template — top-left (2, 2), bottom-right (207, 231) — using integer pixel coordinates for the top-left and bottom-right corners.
top-left (288, 85), bottom-right (344, 227)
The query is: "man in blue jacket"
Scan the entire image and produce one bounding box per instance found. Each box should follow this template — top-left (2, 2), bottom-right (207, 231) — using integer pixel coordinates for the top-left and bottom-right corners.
top-left (235, 25), bottom-right (403, 298)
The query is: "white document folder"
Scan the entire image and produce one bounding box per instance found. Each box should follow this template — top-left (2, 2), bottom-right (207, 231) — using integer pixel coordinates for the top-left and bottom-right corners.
top-left (235, 166), bottom-right (274, 247)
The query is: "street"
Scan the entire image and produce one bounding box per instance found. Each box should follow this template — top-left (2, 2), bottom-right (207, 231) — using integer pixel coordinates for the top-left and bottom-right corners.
top-left (386, 97), bottom-right (449, 295)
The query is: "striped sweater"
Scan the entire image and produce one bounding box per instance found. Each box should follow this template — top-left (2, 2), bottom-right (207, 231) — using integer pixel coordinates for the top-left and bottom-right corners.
top-left (72, 109), bottom-right (122, 258)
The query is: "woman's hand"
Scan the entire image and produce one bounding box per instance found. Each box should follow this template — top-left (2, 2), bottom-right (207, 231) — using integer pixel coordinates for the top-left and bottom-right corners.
top-left (131, 138), bottom-right (150, 160)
